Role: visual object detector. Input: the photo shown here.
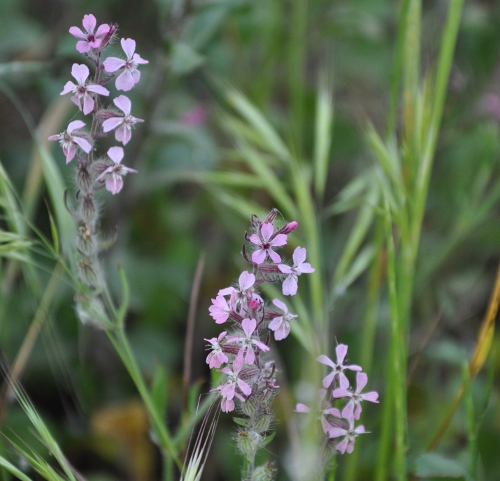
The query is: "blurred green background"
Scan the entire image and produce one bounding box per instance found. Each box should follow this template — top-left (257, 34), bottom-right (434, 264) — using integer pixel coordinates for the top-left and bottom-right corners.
top-left (0, 0), bottom-right (499, 480)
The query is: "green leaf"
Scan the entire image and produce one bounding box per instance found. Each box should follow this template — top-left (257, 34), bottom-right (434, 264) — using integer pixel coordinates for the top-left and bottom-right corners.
top-left (261, 431), bottom-right (276, 447)
top-left (413, 453), bottom-right (471, 479)
top-left (171, 42), bottom-right (205, 75)
top-left (232, 417), bottom-right (248, 427)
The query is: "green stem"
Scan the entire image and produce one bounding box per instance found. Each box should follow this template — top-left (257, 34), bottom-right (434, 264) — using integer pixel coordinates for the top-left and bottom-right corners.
top-left (106, 328), bottom-right (181, 474)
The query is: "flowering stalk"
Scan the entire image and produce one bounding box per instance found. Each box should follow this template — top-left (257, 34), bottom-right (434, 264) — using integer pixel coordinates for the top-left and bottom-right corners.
top-left (48, 14), bottom-right (146, 328)
top-left (294, 345), bottom-right (379, 476)
top-left (205, 209), bottom-right (314, 480)
top-left (48, 14), bottom-right (182, 476)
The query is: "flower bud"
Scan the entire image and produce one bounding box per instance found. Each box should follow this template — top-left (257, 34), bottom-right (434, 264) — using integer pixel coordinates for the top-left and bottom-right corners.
top-left (77, 164), bottom-right (92, 193)
top-left (251, 462), bottom-right (276, 481)
top-left (236, 430), bottom-right (262, 456)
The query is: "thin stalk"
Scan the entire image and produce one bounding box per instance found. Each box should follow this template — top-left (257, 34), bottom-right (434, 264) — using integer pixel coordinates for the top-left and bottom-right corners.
top-left (106, 328), bottom-right (181, 473)
top-left (287, 0), bottom-right (308, 156)
top-left (344, 219), bottom-right (384, 481)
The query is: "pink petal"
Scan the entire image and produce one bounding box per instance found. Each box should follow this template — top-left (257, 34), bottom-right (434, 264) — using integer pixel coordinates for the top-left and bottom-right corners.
top-left (121, 38), bottom-right (136, 58)
top-left (64, 145), bottom-right (76, 163)
top-left (95, 24), bottom-right (110, 37)
top-left (107, 146), bottom-right (124, 163)
top-left (86, 84), bottom-right (110, 96)
top-left (356, 372), bottom-right (368, 392)
top-left (268, 249), bottom-right (281, 263)
top-left (102, 117), bottom-right (123, 133)
top-left (268, 317), bottom-right (282, 332)
top-left (115, 70), bottom-right (136, 91)
top-left (48, 134), bottom-right (59, 141)
top-left (322, 371), bottom-right (336, 388)
top-left (61, 81), bottom-right (76, 95)
top-left (103, 57), bottom-right (126, 73)
top-left (251, 249), bottom-right (266, 264)
top-left (71, 64), bottom-right (89, 84)
top-left (293, 246), bottom-right (307, 265)
top-left (271, 233), bottom-right (287, 247)
top-left (298, 262), bottom-right (315, 274)
top-left (282, 275), bottom-right (297, 295)
top-left (249, 233), bottom-right (261, 246)
top-left (317, 354), bottom-right (335, 369)
top-left (75, 41), bottom-right (90, 54)
top-left (294, 403), bottom-right (310, 413)
top-left (132, 53), bottom-right (149, 65)
top-left (335, 344), bottom-right (348, 364)
top-left (330, 427), bottom-right (348, 439)
top-left (106, 174), bottom-right (123, 195)
top-left (244, 348), bottom-right (255, 365)
top-left (69, 26), bottom-right (86, 39)
top-left (272, 298), bottom-right (287, 312)
top-left (82, 14), bottom-right (97, 33)
top-left (260, 223), bottom-right (274, 241)
top-left (113, 95), bottom-right (131, 114)
top-left (237, 379), bottom-right (252, 397)
top-left (278, 264), bottom-right (293, 274)
top-left (242, 318), bottom-right (256, 337)
top-left (67, 120), bottom-right (86, 132)
top-left (82, 96), bottom-right (95, 115)
top-left (362, 391), bottom-right (379, 403)
top-left (238, 271), bottom-right (255, 290)
top-left (72, 136), bottom-right (92, 153)
top-left (115, 125), bottom-right (131, 145)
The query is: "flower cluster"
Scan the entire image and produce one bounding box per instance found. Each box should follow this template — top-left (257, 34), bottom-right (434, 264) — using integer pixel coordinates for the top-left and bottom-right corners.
top-left (48, 14), bottom-right (147, 326)
top-left (295, 345), bottom-right (379, 454)
top-left (205, 210), bottom-right (314, 415)
top-left (49, 14), bottom-right (147, 195)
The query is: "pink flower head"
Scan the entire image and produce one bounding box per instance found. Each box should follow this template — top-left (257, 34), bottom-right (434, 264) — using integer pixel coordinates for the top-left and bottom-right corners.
top-left (268, 299), bottom-right (297, 341)
top-left (61, 64), bottom-right (110, 115)
top-left (278, 246), bottom-right (315, 296)
top-left (208, 295), bottom-right (232, 324)
top-left (249, 222), bottom-right (287, 264)
top-left (329, 417), bottom-right (368, 454)
top-left (48, 120), bottom-right (91, 163)
top-left (102, 95), bottom-right (144, 145)
top-left (95, 146), bottom-right (137, 195)
top-left (213, 352), bottom-right (251, 412)
top-left (226, 318), bottom-right (269, 366)
top-left (218, 271), bottom-right (260, 314)
top-left (317, 344), bottom-right (362, 389)
top-left (295, 389), bottom-right (342, 436)
top-left (205, 331), bottom-right (229, 369)
top-left (103, 38), bottom-right (149, 91)
top-left (69, 14), bottom-right (110, 53)
top-left (333, 371), bottom-right (379, 420)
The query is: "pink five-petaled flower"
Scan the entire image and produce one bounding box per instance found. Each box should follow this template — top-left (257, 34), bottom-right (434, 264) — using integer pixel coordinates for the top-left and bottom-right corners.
top-left (95, 146), bottom-right (137, 195)
top-left (226, 318), bottom-right (269, 366)
top-left (48, 120), bottom-right (91, 164)
top-left (295, 389), bottom-right (342, 436)
top-left (69, 14), bottom-right (110, 53)
top-left (249, 222), bottom-right (287, 264)
top-left (317, 344), bottom-right (362, 389)
top-left (103, 38), bottom-right (149, 91)
top-left (329, 416), bottom-right (368, 454)
top-left (333, 371), bottom-right (379, 421)
top-left (215, 352), bottom-right (252, 413)
top-left (218, 271), bottom-right (259, 314)
top-left (205, 331), bottom-right (229, 369)
top-left (102, 95), bottom-right (144, 145)
top-left (268, 299), bottom-right (297, 341)
top-left (278, 246), bottom-right (315, 296)
top-left (61, 64), bottom-right (109, 115)
top-left (208, 295), bottom-right (232, 324)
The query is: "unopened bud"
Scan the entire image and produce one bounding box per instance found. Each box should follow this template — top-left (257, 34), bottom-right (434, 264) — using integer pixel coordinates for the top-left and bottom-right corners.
top-left (264, 209), bottom-right (278, 224)
top-left (77, 164), bottom-right (92, 192)
top-left (281, 221), bottom-right (298, 234)
top-left (251, 462), bottom-right (276, 481)
top-left (236, 430), bottom-right (262, 456)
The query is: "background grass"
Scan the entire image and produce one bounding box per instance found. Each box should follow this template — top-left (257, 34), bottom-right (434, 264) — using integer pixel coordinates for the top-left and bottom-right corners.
top-left (0, 0), bottom-right (499, 480)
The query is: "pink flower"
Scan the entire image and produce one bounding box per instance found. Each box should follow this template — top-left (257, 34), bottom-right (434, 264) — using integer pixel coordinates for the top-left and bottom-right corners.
top-left (317, 345), bottom-right (362, 389)
top-left (329, 417), bottom-right (368, 454)
top-left (69, 14), bottom-right (110, 53)
top-left (278, 246), bottom-right (315, 296)
top-left (208, 295), bottom-right (232, 324)
top-left (48, 120), bottom-right (91, 163)
top-left (249, 222), bottom-right (287, 264)
top-left (214, 352), bottom-right (251, 412)
top-left (61, 64), bottom-right (109, 115)
top-left (226, 318), bottom-right (269, 366)
top-left (268, 299), bottom-right (297, 340)
top-left (103, 38), bottom-right (149, 91)
top-left (205, 332), bottom-right (229, 369)
top-left (218, 271), bottom-right (260, 314)
top-left (102, 95), bottom-right (144, 145)
top-left (95, 146), bottom-right (137, 195)
top-left (295, 389), bottom-right (342, 436)
top-left (333, 371), bottom-right (379, 420)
